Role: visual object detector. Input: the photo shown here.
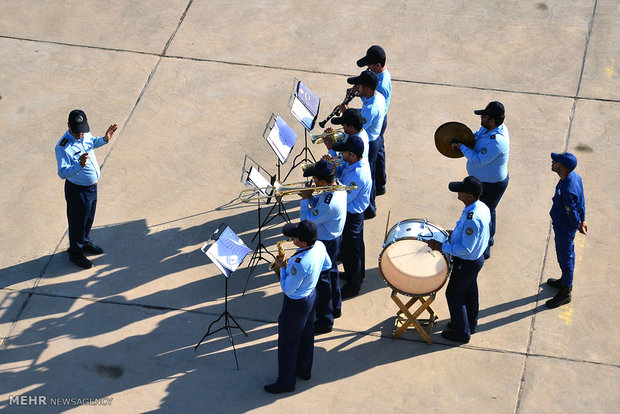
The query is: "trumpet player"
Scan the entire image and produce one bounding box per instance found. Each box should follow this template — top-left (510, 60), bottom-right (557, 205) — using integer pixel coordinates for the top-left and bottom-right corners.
top-left (298, 160), bottom-right (347, 335)
top-left (331, 136), bottom-right (372, 299)
top-left (326, 108), bottom-right (369, 162)
top-left (264, 221), bottom-right (331, 394)
top-left (339, 69), bottom-right (385, 220)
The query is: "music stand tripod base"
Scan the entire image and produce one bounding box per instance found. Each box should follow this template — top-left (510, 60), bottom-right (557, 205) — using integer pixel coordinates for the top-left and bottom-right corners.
top-left (391, 290), bottom-right (438, 344)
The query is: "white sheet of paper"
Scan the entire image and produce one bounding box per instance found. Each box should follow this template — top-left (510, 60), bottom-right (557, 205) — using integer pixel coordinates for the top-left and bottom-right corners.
top-left (202, 227), bottom-right (252, 278)
top-left (291, 97), bottom-right (314, 131)
top-left (247, 166), bottom-right (272, 197)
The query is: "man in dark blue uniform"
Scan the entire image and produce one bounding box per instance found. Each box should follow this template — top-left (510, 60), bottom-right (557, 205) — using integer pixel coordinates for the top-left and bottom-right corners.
top-left (427, 176), bottom-right (490, 344)
top-left (265, 221), bottom-right (331, 394)
top-left (55, 109), bottom-right (117, 269)
top-left (546, 152), bottom-right (587, 308)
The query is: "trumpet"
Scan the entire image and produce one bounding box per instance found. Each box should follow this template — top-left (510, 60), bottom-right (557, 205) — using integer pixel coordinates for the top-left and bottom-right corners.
top-left (301, 158), bottom-right (342, 172)
top-left (310, 128), bottom-right (345, 145)
top-left (239, 181), bottom-right (357, 202)
top-left (269, 239), bottom-right (289, 279)
top-left (319, 89), bottom-right (359, 128)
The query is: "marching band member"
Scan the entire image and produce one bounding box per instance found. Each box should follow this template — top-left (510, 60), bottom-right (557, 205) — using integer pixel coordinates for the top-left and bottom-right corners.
top-left (546, 152), bottom-right (587, 309)
top-left (329, 136), bottom-right (372, 299)
top-left (265, 221), bottom-right (331, 394)
top-left (340, 69), bottom-right (386, 220)
top-left (357, 45), bottom-right (391, 196)
top-left (427, 176), bottom-right (490, 344)
top-left (298, 160), bottom-right (347, 334)
top-left (326, 108), bottom-right (369, 162)
top-left (451, 101), bottom-right (510, 259)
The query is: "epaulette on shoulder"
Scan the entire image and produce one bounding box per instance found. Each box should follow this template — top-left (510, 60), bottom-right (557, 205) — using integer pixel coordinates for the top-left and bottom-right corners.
top-left (59, 138), bottom-right (68, 147)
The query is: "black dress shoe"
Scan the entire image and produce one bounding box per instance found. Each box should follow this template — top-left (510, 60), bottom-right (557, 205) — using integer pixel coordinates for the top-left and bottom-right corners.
top-left (83, 243), bottom-right (104, 255)
top-left (297, 372), bottom-right (311, 381)
top-left (546, 278), bottom-right (563, 289)
top-left (314, 323), bottom-right (333, 335)
top-left (333, 310), bottom-right (342, 319)
top-left (69, 253), bottom-right (93, 269)
top-left (447, 322), bottom-right (476, 334)
top-left (264, 382), bottom-right (295, 394)
top-left (545, 286), bottom-right (572, 309)
top-left (441, 329), bottom-right (469, 344)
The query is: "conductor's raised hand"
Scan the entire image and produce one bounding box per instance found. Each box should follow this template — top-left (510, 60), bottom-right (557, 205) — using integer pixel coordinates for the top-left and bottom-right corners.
top-left (104, 123), bottom-right (118, 142)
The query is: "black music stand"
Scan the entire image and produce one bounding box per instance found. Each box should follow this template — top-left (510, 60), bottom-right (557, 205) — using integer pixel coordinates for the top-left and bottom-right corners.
top-left (195, 226), bottom-right (251, 370)
top-left (240, 158), bottom-right (277, 294)
top-left (283, 78), bottom-right (320, 182)
top-left (261, 114), bottom-right (295, 228)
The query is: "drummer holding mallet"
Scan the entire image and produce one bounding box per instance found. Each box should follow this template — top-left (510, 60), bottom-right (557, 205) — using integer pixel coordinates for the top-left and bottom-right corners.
top-left (427, 176), bottom-right (490, 344)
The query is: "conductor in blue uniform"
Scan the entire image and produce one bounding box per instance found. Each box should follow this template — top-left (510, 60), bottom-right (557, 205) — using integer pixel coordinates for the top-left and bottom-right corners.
top-left (427, 176), bottom-right (490, 344)
top-left (546, 152), bottom-right (587, 309)
top-left (55, 109), bottom-right (117, 269)
top-left (265, 220), bottom-right (332, 394)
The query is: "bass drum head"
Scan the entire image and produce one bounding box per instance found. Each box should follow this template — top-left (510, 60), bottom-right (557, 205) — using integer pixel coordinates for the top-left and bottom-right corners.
top-left (379, 239), bottom-right (449, 296)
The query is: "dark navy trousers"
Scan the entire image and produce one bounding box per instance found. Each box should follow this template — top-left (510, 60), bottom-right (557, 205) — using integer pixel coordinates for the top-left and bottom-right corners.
top-left (365, 139), bottom-right (381, 216)
top-left (65, 180), bottom-right (97, 255)
top-left (341, 212), bottom-right (365, 294)
top-left (315, 237), bottom-right (342, 328)
top-left (480, 176), bottom-right (509, 255)
top-left (375, 114), bottom-right (387, 192)
top-left (277, 290), bottom-right (316, 387)
top-left (445, 256), bottom-right (484, 341)
top-left (553, 224), bottom-right (577, 287)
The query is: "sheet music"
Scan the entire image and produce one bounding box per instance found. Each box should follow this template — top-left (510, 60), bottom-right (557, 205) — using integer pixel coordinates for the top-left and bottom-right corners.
top-left (202, 227), bottom-right (252, 278)
top-left (266, 116), bottom-right (296, 163)
top-left (291, 97), bottom-right (315, 131)
top-left (247, 166), bottom-right (272, 197)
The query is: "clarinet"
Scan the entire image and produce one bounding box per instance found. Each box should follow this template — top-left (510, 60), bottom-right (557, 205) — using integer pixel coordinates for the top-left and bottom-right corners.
top-left (319, 89), bottom-right (360, 128)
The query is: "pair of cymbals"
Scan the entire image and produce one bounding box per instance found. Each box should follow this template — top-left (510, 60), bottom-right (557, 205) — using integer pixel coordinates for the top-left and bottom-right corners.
top-left (434, 122), bottom-right (475, 158)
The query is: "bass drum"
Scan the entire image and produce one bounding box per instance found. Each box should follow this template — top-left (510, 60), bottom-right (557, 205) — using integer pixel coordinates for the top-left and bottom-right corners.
top-left (379, 218), bottom-right (451, 296)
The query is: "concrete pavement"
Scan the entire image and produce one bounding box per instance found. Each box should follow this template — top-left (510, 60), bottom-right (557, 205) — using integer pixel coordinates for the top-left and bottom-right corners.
top-left (0, 1), bottom-right (618, 412)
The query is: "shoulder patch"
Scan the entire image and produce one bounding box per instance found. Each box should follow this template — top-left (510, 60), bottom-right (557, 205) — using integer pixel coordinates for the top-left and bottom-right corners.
top-left (466, 227), bottom-right (474, 235)
top-left (59, 138), bottom-right (68, 147)
top-left (324, 193), bottom-right (333, 204)
top-left (295, 257), bottom-right (302, 263)
top-left (348, 182), bottom-right (356, 193)
top-left (490, 134), bottom-right (496, 140)
top-left (312, 209), bottom-right (320, 216)
top-left (291, 266), bottom-right (297, 275)
top-left (481, 147), bottom-right (487, 154)
top-left (467, 212), bottom-right (474, 220)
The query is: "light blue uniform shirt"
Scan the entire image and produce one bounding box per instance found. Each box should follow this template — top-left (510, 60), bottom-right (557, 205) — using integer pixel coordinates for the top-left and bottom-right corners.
top-left (280, 241), bottom-right (331, 299)
top-left (359, 92), bottom-right (386, 142)
top-left (442, 200), bottom-right (490, 260)
top-left (300, 189), bottom-right (347, 241)
top-left (336, 160), bottom-right (372, 214)
top-left (461, 124), bottom-right (510, 183)
top-left (376, 69), bottom-right (392, 113)
top-left (328, 129), bottom-right (369, 161)
top-left (55, 130), bottom-right (108, 186)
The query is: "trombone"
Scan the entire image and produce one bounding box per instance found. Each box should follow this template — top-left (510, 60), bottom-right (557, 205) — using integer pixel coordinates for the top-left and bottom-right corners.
top-left (239, 181), bottom-right (357, 202)
top-left (310, 128), bottom-right (345, 145)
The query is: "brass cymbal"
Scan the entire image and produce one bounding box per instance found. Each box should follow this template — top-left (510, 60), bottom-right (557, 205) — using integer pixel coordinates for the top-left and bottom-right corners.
top-left (434, 122), bottom-right (475, 158)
